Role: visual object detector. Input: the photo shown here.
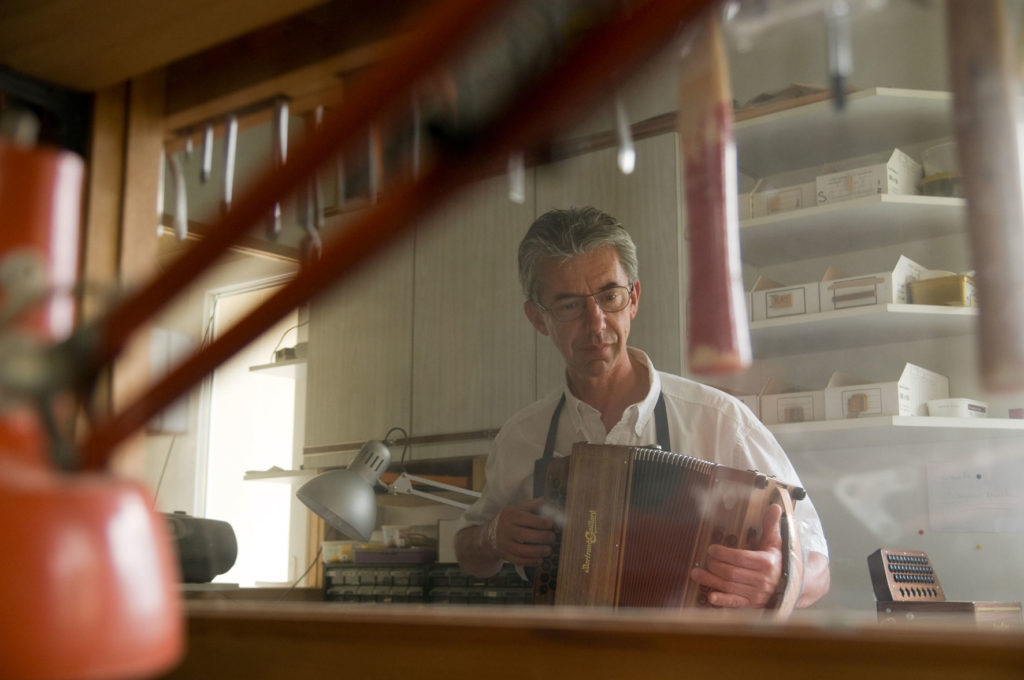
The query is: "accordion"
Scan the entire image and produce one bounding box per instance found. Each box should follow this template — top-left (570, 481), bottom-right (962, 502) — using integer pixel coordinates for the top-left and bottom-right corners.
top-left (532, 442), bottom-right (806, 613)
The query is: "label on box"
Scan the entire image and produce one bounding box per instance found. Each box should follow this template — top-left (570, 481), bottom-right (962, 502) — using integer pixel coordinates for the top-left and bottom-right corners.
top-left (753, 182), bottom-right (817, 218)
top-left (765, 285), bottom-right (815, 318)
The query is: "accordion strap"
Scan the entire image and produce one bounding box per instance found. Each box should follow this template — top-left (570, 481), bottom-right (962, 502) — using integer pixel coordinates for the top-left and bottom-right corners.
top-left (768, 486), bottom-right (805, 617)
top-left (542, 391), bottom-right (670, 459)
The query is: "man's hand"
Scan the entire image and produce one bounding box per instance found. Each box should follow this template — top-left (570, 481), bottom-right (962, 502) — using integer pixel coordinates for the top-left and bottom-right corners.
top-left (455, 497), bottom-right (557, 577)
top-left (688, 503), bottom-right (784, 609)
top-left (490, 496), bottom-right (556, 568)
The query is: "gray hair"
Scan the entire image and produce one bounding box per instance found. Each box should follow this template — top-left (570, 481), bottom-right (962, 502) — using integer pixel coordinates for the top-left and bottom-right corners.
top-left (517, 206), bottom-right (639, 302)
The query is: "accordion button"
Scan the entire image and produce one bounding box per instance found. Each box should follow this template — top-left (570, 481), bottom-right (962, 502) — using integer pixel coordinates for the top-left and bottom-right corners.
top-left (746, 527), bottom-right (759, 547)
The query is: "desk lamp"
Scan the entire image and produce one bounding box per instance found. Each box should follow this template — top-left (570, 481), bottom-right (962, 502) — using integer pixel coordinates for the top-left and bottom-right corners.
top-left (297, 434), bottom-right (481, 542)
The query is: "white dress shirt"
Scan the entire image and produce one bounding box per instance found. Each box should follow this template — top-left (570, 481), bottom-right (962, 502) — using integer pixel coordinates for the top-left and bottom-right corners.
top-left (456, 348), bottom-right (828, 558)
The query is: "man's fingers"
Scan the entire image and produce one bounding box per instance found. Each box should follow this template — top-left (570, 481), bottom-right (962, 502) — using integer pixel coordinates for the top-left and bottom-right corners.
top-left (759, 502), bottom-right (783, 552)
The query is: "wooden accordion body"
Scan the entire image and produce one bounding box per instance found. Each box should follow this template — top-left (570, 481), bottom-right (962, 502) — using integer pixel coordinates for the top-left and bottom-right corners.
top-left (532, 443), bottom-right (806, 613)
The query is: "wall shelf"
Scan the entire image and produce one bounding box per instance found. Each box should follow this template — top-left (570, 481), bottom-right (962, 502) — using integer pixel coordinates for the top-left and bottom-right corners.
top-left (248, 358), bottom-right (307, 379)
top-left (735, 87), bottom-right (953, 176)
top-left (751, 303), bottom-right (975, 357)
top-left (770, 416), bottom-right (1024, 453)
top-left (740, 195), bottom-right (965, 267)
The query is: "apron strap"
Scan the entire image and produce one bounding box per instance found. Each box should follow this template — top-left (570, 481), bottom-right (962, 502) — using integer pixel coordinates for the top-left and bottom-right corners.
top-left (542, 391), bottom-right (670, 458)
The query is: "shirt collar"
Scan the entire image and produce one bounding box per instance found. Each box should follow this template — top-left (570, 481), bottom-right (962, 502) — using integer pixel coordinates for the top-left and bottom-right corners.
top-left (560, 347), bottom-right (661, 438)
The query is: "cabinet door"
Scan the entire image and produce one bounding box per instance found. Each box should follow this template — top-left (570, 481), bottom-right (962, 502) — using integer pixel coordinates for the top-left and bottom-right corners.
top-left (411, 172), bottom-right (537, 457)
top-left (534, 132), bottom-right (683, 396)
top-left (304, 223), bottom-right (415, 450)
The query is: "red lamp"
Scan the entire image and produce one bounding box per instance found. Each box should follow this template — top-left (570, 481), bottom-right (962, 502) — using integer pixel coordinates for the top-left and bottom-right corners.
top-left (0, 142), bottom-right (182, 679)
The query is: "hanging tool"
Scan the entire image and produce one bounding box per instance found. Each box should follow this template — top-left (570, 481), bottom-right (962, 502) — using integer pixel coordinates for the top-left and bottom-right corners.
top-left (412, 94), bottom-right (422, 179)
top-left (155, 148), bottom-right (165, 235)
top-left (169, 152), bottom-right (188, 242)
top-left (679, 7), bottom-right (750, 375)
top-left (302, 106), bottom-right (325, 259)
top-left (368, 120), bottom-right (381, 203)
top-left (947, 0), bottom-right (1024, 391)
top-left (222, 114), bottom-right (238, 214)
top-left (508, 150), bottom-right (525, 203)
top-left (200, 123), bottom-right (213, 184)
top-left (826, 0), bottom-right (852, 110)
top-left (267, 98), bottom-right (289, 239)
top-left (614, 94), bottom-right (636, 175)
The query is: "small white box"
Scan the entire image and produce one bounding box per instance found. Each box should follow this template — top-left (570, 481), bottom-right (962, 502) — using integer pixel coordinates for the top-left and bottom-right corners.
top-left (761, 388), bottom-right (826, 425)
top-left (927, 398), bottom-right (988, 419)
top-left (438, 519), bottom-right (459, 564)
top-left (816, 148), bottom-right (922, 204)
top-left (738, 191), bottom-right (754, 221)
top-left (824, 363), bottom-right (950, 420)
top-left (819, 255), bottom-right (928, 311)
top-left (750, 275), bottom-right (821, 321)
top-left (752, 181), bottom-right (817, 218)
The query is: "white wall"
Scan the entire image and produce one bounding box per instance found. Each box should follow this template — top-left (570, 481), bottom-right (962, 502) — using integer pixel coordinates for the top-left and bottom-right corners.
top-left (143, 250), bottom-right (297, 516)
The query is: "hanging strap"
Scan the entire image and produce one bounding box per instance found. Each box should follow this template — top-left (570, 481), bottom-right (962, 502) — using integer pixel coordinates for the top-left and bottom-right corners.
top-left (541, 391), bottom-right (670, 459)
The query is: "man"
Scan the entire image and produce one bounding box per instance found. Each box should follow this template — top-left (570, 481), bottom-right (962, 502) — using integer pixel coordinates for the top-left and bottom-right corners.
top-left (454, 206), bottom-right (829, 609)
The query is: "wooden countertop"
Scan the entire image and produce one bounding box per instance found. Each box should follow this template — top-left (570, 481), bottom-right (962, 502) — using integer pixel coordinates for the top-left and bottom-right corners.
top-left (160, 601), bottom-right (1024, 679)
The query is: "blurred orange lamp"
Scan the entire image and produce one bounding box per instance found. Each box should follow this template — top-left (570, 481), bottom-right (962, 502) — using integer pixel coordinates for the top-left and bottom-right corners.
top-left (0, 140), bottom-right (183, 679)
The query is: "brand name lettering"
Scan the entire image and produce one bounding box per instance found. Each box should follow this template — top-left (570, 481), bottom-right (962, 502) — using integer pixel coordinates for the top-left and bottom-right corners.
top-left (582, 510), bottom-right (598, 573)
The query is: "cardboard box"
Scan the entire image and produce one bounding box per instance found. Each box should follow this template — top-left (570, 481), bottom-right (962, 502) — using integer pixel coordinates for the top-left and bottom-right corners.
top-left (752, 181), bottom-right (817, 218)
top-left (824, 363), bottom-right (949, 420)
top-left (737, 178), bottom-right (761, 221)
top-left (737, 191), bottom-right (754, 221)
top-left (819, 255), bottom-right (928, 311)
top-left (816, 148), bottom-right (922, 204)
top-left (908, 272), bottom-right (978, 307)
top-left (750, 275), bottom-right (821, 321)
top-left (761, 386), bottom-right (826, 425)
top-left (927, 398), bottom-right (988, 418)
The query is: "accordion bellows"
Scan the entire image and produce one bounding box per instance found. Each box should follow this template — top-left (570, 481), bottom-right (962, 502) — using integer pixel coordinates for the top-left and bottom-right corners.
top-left (533, 443), bottom-right (805, 613)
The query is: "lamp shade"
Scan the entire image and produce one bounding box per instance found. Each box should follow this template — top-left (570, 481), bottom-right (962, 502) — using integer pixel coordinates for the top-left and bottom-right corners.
top-left (296, 440), bottom-right (391, 541)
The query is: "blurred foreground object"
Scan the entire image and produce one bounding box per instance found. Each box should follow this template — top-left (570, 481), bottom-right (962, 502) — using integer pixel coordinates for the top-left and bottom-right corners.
top-left (0, 141), bottom-right (183, 679)
top-left (947, 0), bottom-right (1024, 391)
top-left (680, 8), bottom-right (751, 375)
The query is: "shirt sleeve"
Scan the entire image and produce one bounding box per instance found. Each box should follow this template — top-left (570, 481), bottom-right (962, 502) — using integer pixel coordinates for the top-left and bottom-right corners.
top-left (732, 421), bottom-right (830, 559)
top-left (452, 426), bottom-right (531, 534)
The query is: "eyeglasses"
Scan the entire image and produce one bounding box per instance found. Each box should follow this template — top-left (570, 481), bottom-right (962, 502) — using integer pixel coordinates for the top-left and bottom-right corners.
top-left (534, 284), bottom-right (634, 322)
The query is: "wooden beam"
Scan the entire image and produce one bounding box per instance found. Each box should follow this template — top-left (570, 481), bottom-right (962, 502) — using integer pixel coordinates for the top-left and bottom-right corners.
top-left (81, 84), bottom-right (128, 326)
top-left (163, 0), bottom-right (428, 125)
top-left (164, 604), bottom-right (1024, 680)
top-left (107, 69), bottom-right (166, 474)
top-left (0, 0), bottom-right (329, 91)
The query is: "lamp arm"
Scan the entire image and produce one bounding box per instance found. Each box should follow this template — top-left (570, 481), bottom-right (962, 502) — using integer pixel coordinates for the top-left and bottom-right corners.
top-left (388, 472), bottom-right (481, 510)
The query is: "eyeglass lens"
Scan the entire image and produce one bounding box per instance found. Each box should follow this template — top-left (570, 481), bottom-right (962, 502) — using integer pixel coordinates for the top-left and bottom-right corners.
top-left (546, 285), bottom-right (631, 321)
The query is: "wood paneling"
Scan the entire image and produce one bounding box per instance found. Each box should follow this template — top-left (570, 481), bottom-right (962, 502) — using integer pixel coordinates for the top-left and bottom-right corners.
top-left (0, 0), bottom-right (327, 91)
top-left (411, 173), bottom-right (536, 440)
top-left (304, 218), bottom-right (415, 448)
top-left (108, 70), bottom-right (165, 473)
